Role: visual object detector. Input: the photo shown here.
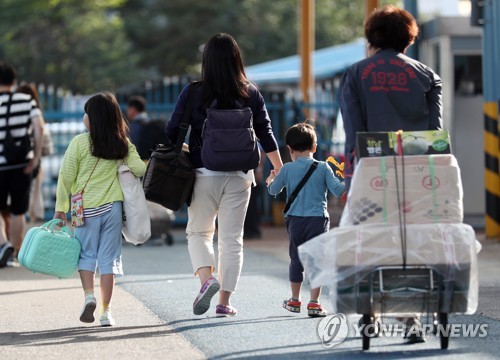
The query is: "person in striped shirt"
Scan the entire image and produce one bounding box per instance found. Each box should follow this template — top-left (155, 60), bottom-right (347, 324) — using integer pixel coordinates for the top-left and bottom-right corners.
top-left (0, 62), bottom-right (43, 268)
top-left (54, 92), bottom-right (146, 326)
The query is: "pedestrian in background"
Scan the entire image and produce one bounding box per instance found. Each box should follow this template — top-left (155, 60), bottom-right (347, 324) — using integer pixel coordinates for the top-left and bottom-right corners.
top-left (166, 33), bottom-right (283, 317)
top-left (340, 5), bottom-right (442, 194)
top-left (243, 149), bottom-right (265, 240)
top-left (17, 82), bottom-right (51, 222)
top-left (339, 5), bottom-right (443, 343)
top-left (0, 62), bottom-right (43, 268)
top-left (54, 92), bottom-right (146, 326)
top-left (126, 95), bottom-right (149, 159)
top-left (267, 122), bottom-right (345, 317)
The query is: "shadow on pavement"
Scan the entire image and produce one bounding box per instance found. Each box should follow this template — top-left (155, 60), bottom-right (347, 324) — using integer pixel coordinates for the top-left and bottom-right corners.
top-left (209, 343), bottom-right (472, 359)
top-left (167, 315), bottom-right (310, 333)
top-left (1, 324), bottom-right (175, 347)
top-left (0, 285), bottom-right (82, 296)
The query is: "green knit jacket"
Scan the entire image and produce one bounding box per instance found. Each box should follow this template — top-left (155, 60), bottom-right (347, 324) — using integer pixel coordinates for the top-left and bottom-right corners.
top-left (55, 133), bottom-right (147, 213)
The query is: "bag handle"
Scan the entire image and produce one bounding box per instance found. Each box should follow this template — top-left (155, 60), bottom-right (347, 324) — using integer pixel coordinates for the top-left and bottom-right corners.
top-left (42, 219), bottom-right (73, 237)
top-left (209, 99), bottom-right (243, 109)
top-left (283, 161), bottom-right (318, 214)
top-left (175, 82), bottom-right (199, 155)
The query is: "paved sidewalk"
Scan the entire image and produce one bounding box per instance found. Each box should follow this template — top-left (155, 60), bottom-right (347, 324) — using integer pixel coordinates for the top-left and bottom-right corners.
top-left (0, 268), bottom-right (204, 359)
top-left (0, 223), bottom-right (498, 359)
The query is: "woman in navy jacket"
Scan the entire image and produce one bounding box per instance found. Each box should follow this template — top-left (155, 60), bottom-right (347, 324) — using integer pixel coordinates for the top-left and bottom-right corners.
top-left (166, 33), bottom-right (283, 317)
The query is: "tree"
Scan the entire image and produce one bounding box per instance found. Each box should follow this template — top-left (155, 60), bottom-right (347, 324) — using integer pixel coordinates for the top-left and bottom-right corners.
top-left (0, 0), bottom-right (143, 93)
top-left (120, 0), bottom-right (400, 78)
top-left (0, 0), bottom-right (400, 92)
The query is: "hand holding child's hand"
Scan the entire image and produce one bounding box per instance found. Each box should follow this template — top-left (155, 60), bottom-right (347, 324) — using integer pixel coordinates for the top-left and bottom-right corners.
top-left (266, 170), bottom-right (277, 186)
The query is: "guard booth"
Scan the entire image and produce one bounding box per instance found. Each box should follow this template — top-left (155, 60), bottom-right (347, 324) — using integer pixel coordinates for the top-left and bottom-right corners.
top-left (419, 16), bottom-right (484, 227)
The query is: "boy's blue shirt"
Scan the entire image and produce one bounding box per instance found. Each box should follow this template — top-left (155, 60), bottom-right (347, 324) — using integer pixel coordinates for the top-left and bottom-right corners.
top-left (268, 157), bottom-right (345, 218)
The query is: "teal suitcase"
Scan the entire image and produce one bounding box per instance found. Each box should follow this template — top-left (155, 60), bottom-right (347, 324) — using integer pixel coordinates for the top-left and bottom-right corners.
top-left (19, 219), bottom-right (81, 278)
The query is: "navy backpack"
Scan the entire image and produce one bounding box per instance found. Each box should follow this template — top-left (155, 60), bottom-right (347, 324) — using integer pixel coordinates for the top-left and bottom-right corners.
top-left (201, 100), bottom-right (260, 172)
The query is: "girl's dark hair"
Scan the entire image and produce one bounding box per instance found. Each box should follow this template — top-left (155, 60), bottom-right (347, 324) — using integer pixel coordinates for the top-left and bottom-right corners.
top-left (84, 92), bottom-right (129, 159)
top-left (285, 122), bottom-right (317, 152)
top-left (364, 5), bottom-right (419, 53)
top-left (201, 33), bottom-right (249, 109)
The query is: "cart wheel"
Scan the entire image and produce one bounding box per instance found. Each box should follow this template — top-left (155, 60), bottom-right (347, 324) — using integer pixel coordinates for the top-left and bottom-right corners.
top-left (432, 313), bottom-right (438, 335)
top-left (362, 314), bottom-right (371, 351)
top-left (439, 313), bottom-right (449, 349)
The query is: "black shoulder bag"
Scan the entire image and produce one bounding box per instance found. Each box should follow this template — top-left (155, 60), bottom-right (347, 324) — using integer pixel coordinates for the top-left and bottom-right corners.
top-left (142, 83), bottom-right (197, 211)
top-left (283, 161), bottom-right (319, 214)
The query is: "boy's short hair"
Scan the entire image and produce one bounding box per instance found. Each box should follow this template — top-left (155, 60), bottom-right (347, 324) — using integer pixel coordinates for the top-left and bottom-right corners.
top-left (0, 62), bottom-right (16, 86)
top-left (127, 95), bottom-right (147, 112)
top-left (285, 122), bottom-right (317, 152)
top-left (364, 5), bottom-right (419, 53)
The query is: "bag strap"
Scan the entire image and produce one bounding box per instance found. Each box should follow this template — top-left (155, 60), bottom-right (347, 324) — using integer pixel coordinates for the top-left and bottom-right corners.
top-left (81, 158), bottom-right (100, 194)
top-left (2, 93), bottom-right (13, 130)
top-left (175, 82), bottom-right (198, 155)
top-left (283, 160), bottom-right (319, 214)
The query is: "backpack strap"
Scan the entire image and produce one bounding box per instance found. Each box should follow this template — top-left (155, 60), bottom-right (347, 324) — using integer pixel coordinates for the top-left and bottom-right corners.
top-left (175, 82), bottom-right (198, 155)
top-left (283, 160), bottom-right (319, 215)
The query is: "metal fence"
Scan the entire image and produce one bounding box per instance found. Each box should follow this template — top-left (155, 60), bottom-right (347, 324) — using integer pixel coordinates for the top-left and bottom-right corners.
top-left (38, 77), bottom-right (343, 225)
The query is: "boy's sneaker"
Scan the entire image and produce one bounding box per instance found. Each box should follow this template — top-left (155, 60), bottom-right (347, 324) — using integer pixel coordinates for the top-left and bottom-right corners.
top-left (0, 242), bottom-right (14, 268)
top-left (215, 304), bottom-right (238, 317)
top-left (193, 277), bottom-right (220, 315)
top-left (307, 302), bottom-right (327, 317)
top-left (79, 295), bottom-right (97, 323)
top-left (100, 311), bottom-right (115, 327)
top-left (283, 299), bottom-right (301, 313)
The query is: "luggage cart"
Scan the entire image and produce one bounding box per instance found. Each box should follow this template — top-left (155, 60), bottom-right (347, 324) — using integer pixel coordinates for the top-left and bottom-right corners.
top-left (358, 265), bottom-right (451, 350)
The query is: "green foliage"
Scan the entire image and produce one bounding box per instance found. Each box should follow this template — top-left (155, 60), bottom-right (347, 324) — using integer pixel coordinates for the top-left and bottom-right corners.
top-left (0, 0), bottom-right (401, 92)
top-left (0, 0), bottom-right (139, 93)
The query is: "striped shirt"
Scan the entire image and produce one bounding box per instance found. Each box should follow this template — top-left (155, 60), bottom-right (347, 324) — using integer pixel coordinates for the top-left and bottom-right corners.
top-left (84, 202), bottom-right (113, 218)
top-left (0, 91), bottom-right (38, 170)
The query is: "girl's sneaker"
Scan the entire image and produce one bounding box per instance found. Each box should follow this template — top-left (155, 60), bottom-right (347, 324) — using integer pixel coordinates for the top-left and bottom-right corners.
top-left (283, 299), bottom-right (301, 313)
top-left (307, 302), bottom-right (327, 317)
top-left (215, 304), bottom-right (238, 317)
top-left (100, 311), bottom-right (115, 327)
top-left (193, 277), bottom-right (220, 315)
top-left (79, 295), bottom-right (97, 323)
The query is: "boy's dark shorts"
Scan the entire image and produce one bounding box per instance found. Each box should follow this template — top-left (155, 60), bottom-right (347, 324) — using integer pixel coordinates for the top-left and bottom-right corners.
top-left (0, 167), bottom-right (32, 215)
top-left (286, 215), bottom-right (330, 283)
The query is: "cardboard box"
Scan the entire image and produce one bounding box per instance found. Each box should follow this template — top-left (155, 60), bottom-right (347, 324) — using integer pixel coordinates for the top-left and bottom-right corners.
top-left (356, 130), bottom-right (451, 159)
top-left (341, 154), bottom-right (463, 226)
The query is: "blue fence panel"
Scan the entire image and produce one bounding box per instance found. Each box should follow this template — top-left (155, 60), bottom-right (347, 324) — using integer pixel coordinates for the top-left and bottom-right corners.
top-left (38, 78), bottom-right (343, 225)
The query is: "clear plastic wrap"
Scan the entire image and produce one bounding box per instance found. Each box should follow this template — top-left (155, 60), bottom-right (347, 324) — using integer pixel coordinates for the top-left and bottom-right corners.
top-left (340, 155), bottom-right (464, 226)
top-left (298, 223), bottom-right (479, 316)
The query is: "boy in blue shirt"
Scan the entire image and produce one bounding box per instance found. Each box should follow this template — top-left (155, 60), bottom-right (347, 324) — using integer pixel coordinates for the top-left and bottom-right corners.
top-left (267, 123), bottom-right (345, 317)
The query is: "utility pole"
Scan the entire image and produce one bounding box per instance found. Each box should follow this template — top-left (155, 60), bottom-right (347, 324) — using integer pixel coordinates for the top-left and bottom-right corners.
top-left (366, 0), bottom-right (379, 19)
top-left (403, 0), bottom-right (419, 60)
top-left (365, 0), bottom-right (379, 56)
top-left (478, 0), bottom-right (500, 237)
top-left (299, 0), bottom-right (314, 118)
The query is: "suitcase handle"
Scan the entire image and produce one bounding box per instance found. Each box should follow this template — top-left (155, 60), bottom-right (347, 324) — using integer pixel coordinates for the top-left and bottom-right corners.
top-left (42, 219), bottom-right (74, 238)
